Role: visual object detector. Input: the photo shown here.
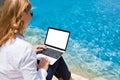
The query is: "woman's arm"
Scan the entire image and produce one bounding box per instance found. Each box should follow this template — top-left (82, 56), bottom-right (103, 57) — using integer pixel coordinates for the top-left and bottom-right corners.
top-left (20, 45), bottom-right (49, 80)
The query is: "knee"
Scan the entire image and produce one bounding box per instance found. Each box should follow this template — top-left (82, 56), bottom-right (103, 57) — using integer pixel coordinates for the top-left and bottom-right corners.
top-left (62, 71), bottom-right (71, 80)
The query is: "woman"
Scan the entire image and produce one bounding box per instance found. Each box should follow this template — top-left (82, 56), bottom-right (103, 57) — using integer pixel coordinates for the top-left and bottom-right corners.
top-left (0, 0), bottom-right (50, 80)
top-left (0, 0), bottom-right (72, 80)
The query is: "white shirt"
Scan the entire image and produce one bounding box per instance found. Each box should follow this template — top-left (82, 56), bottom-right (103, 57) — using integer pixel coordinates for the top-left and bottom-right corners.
top-left (0, 34), bottom-right (47, 80)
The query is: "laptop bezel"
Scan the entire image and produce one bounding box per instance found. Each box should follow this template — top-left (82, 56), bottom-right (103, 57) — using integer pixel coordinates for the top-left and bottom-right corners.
top-left (44, 27), bottom-right (70, 51)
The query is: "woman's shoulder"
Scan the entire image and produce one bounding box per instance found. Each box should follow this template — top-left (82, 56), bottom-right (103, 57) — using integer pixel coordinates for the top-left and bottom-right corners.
top-left (15, 36), bottom-right (33, 49)
top-left (10, 36), bottom-right (36, 58)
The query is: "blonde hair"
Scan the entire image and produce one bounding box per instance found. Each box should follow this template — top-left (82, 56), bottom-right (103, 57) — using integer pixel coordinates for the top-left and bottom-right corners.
top-left (0, 0), bottom-right (32, 47)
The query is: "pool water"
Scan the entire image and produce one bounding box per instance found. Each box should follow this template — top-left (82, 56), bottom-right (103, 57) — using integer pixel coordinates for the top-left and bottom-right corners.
top-left (25, 0), bottom-right (120, 80)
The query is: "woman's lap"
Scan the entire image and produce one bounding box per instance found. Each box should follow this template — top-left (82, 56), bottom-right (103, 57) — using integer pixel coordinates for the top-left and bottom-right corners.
top-left (46, 57), bottom-right (71, 80)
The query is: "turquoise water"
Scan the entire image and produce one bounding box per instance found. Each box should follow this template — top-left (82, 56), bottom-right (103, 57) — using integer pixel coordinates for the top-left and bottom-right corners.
top-left (25, 0), bottom-right (120, 80)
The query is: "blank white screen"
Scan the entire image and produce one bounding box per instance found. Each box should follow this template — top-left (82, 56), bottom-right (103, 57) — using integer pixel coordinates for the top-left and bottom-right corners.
top-left (45, 28), bottom-right (69, 50)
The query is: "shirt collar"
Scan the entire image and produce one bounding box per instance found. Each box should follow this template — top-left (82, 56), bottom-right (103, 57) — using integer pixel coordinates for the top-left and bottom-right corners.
top-left (16, 33), bottom-right (25, 40)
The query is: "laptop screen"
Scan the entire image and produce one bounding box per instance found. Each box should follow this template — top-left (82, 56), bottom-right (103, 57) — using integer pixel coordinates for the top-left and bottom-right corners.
top-left (45, 27), bottom-right (70, 51)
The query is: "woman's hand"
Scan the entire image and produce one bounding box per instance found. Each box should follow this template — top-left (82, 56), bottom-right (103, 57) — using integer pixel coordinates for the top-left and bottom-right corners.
top-left (37, 57), bottom-right (50, 71)
top-left (34, 45), bottom-right (47, 53)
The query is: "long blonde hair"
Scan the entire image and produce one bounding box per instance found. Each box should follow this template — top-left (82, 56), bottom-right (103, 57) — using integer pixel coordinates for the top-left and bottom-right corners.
top-left (0, 0), bottom-right (32, 47)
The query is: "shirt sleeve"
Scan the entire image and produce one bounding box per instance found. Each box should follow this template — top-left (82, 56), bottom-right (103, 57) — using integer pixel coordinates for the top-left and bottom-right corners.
top-left (37, 69), bottom-right (47, 80)
top-left (19, 45), bottom-right (47, 80)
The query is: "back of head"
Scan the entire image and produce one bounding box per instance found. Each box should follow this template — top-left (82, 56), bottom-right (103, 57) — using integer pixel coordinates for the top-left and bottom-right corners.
top-left (0, 0), bottom-right (32, 47)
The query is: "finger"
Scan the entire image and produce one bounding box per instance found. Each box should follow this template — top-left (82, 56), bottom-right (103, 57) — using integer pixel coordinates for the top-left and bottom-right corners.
top-left (37, 45), bottom-right (47, 49)
top-left (45, 57), bottom-right (50, 64)
top-left (36, 49), bottom-right (44, 52)
top-left (40, 57), bottom-right (48, 63)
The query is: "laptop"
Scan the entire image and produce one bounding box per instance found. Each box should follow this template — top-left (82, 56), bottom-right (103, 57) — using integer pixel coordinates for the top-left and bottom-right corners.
top-left (37, 27), bottom-right (70, 65)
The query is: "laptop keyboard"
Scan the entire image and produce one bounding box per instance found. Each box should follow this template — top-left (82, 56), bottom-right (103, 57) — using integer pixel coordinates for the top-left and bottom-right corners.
top-left (42, 48), bottom-right (63, 59)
